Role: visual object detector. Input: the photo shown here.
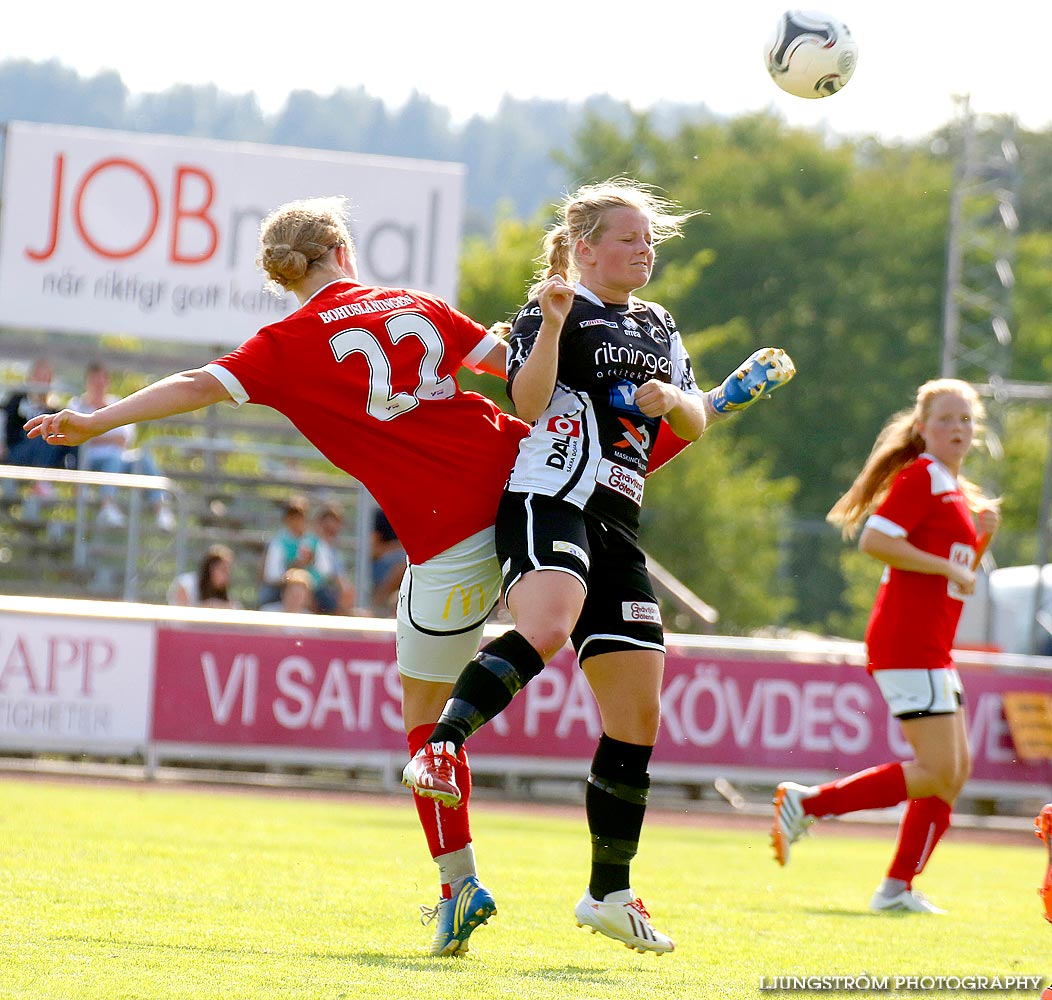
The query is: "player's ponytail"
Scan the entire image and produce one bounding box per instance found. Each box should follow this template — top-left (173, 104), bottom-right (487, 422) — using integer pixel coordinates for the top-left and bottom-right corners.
top-left (528, 226), bottom-right (573, 298)
top-left (827, 409), bottom-right (924, 537)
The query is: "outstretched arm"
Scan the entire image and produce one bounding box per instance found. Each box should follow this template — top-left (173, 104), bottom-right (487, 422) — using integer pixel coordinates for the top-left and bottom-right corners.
top-left (25, 369), bottom-right (231, 447)
top-left (646, 347), bottom-right (797, 476)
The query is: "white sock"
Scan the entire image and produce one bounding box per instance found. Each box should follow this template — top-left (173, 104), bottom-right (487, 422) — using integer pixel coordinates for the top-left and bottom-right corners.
top-left (437, 844), bottom-right (477, 893)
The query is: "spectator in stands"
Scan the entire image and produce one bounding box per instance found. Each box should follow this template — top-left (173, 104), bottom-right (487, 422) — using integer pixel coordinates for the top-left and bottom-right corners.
top-left (259, 568), bottom-right (314, 613)
top-left (370, 507), bottom-right (406, 617)
top-left (312, 502), bottom-right (356, 615)
top-left (259, 495), bottom-right (328, 609)
top-left (1, 356), bottom-right (77, 503)
top-left (169, 544), bottom-right (238, 609)
top-left (68, 361), bottom-right (175, 531)
top-left (772, 378), bottom-right (1001, 915)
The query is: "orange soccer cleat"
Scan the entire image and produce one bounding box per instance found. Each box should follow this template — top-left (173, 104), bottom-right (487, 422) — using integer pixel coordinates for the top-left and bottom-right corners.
top-left (1036, 803), bottom-right (1052, 924)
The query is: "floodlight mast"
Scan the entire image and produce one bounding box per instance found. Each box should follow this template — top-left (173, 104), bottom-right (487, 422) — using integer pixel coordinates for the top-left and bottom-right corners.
top-left (940, 97), bottom-right (1052, 655)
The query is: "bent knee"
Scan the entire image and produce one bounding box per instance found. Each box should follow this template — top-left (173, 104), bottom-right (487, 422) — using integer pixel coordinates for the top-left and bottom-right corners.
top-left (952, 756), bottom-right (972, 797)
top-left (928, 764), bottom-right (969, 803)
top-left (520, 623), bottom-right (573, 662)
top-left (606, 701), bottom-right (662, 746)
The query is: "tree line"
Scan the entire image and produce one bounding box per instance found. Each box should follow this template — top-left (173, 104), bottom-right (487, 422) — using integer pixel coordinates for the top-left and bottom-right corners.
top-left (0, 58), bottom-right (718, 230)
top-left (457, 112), bottom-right (1052, 636)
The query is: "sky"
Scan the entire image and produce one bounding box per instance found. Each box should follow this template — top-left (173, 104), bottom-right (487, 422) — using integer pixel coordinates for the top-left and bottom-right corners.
top-left (3, 0), bottom-right (1051, 143)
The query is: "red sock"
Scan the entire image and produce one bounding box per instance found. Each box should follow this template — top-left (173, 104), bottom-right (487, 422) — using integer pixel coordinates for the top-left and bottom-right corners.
top-left (887, 796), bottom-right (952, 885)
top-left (804, 762), bottom-right (907, 818)
top-left (407, 724), bottom-right (473, 860)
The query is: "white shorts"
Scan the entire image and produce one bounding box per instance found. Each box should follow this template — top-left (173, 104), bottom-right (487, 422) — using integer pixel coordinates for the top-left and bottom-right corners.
top-left (395, 526), bottom-right (502, 683)
top-left (872, 667), bottom-right (964, 719)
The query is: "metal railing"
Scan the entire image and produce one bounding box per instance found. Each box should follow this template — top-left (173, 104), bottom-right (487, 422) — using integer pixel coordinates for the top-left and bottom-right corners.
top-left (2, 459), bottom-right (722, 627)
top-left (0, 464), bottom-right (188, 601)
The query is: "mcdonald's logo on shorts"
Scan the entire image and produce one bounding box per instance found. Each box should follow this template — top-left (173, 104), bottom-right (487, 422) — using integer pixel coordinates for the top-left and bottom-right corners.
top-left (444, 583), bottom-right (487, 620)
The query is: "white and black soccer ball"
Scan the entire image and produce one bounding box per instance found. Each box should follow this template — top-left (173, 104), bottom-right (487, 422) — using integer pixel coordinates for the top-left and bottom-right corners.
top-left (764, 10), bottom-right (858, 100)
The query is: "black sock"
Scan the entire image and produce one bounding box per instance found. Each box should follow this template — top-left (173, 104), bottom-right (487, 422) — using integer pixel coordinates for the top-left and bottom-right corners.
top-left (427, 630), bottom-right (545, 752)
top-left (586, 733), bottom-right (653, 901)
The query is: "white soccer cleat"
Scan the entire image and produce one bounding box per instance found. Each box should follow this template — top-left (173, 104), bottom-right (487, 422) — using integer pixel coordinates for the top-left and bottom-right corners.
top-left (869, 887), bottom-right (946, 914)
top-left (574, 889), bottom-right (674, 954)
top-left (771, 781), bottom-right (816, 867)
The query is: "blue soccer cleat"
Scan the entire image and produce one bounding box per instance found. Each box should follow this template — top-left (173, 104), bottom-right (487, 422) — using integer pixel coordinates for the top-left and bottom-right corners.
top-left (419, 876), bottom-right (497, 957)
top-left (710, 347), bottom-right (796, 413)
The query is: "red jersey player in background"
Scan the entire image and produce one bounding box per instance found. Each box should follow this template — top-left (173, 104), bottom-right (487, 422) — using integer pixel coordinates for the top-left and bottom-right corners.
top-left (770, 378), bottom-right (1000, 914)
top-left (1037, 803), bottom-right (1052, 923)
top-left (28, 194), bottom-right (793, 957)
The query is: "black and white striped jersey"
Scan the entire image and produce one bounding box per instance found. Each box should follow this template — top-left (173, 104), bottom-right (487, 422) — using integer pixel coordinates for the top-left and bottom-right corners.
top-left (505, 282), bottom-right (703, 536)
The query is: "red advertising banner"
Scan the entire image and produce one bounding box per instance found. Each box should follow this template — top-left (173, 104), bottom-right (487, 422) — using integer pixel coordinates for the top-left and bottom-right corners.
top-left (153, 628), bottom-right (405, 749)
top-left (649, 651), bottom-right (1050, 786)
top-left (153, 626), bottom-right (1052, 788)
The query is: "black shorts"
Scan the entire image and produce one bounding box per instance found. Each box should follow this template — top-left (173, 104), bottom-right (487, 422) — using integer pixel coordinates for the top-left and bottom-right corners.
top-left (496, 490), bottom-right (665, 663)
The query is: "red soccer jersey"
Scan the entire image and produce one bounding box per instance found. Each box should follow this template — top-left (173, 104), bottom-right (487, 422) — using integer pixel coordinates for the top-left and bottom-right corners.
top-left (863, 455), bottom-right (978, 672)
top-left (206, 280), bottom-right (529, 564)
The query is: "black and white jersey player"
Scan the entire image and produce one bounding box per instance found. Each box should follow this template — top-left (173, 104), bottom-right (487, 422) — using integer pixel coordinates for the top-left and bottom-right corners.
top-left (505, 282), bottom-right (704, 535)
top-left (402, 182), bottom-right (792, 956)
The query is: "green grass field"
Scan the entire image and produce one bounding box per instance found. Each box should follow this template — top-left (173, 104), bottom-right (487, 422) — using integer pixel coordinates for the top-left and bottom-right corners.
top-left (0, 777), bottom-right (1046, 1000)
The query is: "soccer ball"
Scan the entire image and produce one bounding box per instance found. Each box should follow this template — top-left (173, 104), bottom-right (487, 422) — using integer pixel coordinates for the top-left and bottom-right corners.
top-left (764, 10), bottom-right (858, 99)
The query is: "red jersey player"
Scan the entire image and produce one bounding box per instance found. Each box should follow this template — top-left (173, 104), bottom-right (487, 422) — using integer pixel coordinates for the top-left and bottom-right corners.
top-left (864, 454), bottom-right (980, 672)
top-left (1037, 803), bottom-right (1052, 924)
top-left (770, 378), bottom-right (1000, 915)
top-left (27, 195), bottom-right (526, 957)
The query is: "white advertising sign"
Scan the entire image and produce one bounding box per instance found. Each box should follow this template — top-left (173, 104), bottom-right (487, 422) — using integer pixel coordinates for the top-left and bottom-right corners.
top-left (0, 121), bottom-right (466, 346)
top-left (0, 612), bottom-right (155, 752)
